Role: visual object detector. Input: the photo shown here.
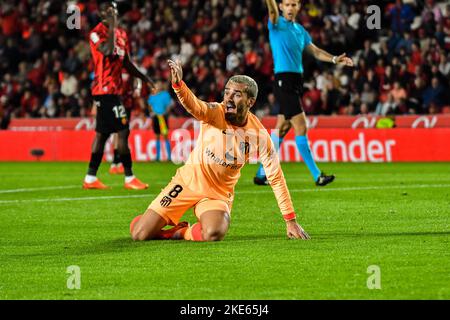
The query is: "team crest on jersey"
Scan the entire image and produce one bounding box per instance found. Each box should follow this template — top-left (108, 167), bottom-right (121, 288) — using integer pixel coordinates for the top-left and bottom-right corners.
top-left (240, 142), bottom-right (250, 155)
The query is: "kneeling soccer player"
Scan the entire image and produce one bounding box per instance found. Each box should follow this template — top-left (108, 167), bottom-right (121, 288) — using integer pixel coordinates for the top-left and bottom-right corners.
top-left (130, 60), bottom-right (310, 241)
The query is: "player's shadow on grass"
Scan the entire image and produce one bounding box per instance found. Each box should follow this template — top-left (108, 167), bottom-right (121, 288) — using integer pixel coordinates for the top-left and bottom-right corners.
top-left (228, 235), bottom-right (283, 241)
top-left (319, 231), bottom-right (450, 239)
top-left (73, 237), bottom-right (196, 255)
top-left (3, 237), bottom-right (196, 261)
top-left (66, 234), bottom-right (286, 256)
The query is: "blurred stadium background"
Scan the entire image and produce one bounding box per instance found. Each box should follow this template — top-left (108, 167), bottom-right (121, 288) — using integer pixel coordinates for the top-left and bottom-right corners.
top-left (0, 0), bottom-right (449, 161)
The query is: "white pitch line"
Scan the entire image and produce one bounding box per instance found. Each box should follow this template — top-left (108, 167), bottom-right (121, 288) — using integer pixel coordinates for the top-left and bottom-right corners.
top-left (0, 194), bottom-right (156, 204)
top-left (0, 184), bottom-right (449, 205)
top-left (0, 182), bottom-right (167, 194)
top-left (238, 183), bottom-right (450, 194)
top-left (0, 185), bottom-right (81, 194)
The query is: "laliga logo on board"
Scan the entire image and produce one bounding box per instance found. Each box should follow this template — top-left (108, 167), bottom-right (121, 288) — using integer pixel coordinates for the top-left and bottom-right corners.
top-left (129, 118), bottom-right (152, 130)
top-left (351, 116), bottom-right (377, 129)
top-left (305, 117), bottom-right (318, 129)
top-left (411, 116), bottom-right (437, 128)
top-left (75, 118), bottom-right (96, 131)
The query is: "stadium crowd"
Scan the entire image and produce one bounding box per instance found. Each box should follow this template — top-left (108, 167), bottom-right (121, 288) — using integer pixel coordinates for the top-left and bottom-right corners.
top-left (0, 0), bottom-right (449, 129)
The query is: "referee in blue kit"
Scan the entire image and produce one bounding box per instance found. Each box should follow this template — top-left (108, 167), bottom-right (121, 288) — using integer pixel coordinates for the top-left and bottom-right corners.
top-left (254, 0), bottom-right (354, 186)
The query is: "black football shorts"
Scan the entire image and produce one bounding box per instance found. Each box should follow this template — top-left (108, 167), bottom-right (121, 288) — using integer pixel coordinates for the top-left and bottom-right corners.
top-left (152, 114), bottom-right (169, 135)
top-left (273, 72), bottom-right (305, 120)
top-left (93, 95), bottom-right (129, 134)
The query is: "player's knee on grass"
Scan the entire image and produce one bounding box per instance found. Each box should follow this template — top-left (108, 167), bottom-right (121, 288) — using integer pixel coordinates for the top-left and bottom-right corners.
top-left (202, 225), bottom-right (227, 241)
top-left (130, 210), bottom-right (167, 241)
top-left (200, 211), bottom-right (230, 242)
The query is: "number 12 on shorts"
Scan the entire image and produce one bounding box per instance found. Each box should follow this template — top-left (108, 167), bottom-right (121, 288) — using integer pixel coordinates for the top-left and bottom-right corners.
top-left (112, 105), bottom-right (126, 119)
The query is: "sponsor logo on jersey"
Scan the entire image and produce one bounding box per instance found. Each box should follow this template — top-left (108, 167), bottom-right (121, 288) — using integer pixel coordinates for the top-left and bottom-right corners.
top-left (160, 196), bottom-right (172, 208)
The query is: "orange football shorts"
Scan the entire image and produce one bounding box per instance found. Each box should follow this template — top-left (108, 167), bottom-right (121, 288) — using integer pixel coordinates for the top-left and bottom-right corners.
top-left (148, 173), bottom-right (232, 226)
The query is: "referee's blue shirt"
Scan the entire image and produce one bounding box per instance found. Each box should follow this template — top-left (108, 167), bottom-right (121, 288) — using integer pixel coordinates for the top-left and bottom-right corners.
top-left (148, 91), bottom-right (172, 116)
top-left (268, 16), bottom-right (312, 74)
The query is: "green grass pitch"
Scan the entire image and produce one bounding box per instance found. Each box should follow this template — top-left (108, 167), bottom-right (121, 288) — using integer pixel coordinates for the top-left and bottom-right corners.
top-left (0, 161), bottom-right (449, 300)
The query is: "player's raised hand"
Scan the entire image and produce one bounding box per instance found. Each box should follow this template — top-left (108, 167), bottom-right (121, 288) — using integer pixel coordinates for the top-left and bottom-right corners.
top-left (168, 59), bottom-right (183, 85)
top-left (147, 79), bottom-right (156, 92)
top-left (106, 6), bottom-right (118, 27)
top-left (336, 53), bottom-right (354, 67)
top-left (286, 220), bottom-right (311, 240)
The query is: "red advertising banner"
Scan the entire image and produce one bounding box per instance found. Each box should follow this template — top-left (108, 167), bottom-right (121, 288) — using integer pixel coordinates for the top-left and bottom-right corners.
top-left (7, 114), bottom-right (450, 131)
top-left (0, 129), bottom-right (449, 162)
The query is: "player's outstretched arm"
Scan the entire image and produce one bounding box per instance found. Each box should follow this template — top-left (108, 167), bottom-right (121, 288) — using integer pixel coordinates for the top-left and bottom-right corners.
top-left (259, 134), bottom-right (310, 240)
top-left (168, 59), bottom-right (222, 124)
top-left (123, 54), bottom-right (155, 90)
top-left (305, 43), bottom-right (354, 67)
top-left (265, 0), bottom-right (279, 24)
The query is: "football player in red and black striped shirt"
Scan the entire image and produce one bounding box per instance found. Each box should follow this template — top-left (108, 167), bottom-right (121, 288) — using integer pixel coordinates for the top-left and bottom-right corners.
top-left (83, 1), bottom-right (154, 190)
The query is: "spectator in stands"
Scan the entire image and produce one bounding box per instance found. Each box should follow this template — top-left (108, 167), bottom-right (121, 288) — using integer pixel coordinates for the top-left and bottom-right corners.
top-left (407, 77), bottom-right (426, 113)
top-left (359, 103), bottom-right (370, 115)
top-left (438, 51), bottom-right (450, 76)
top-left (390, 81), bottom-right (407, 106)
top-left (361, 83), bottom-right (378, 111)
top-left (323, 81), bottom-right (341, 115)
top-left (375, 93), bottom-right (398, 115)
top-left (20, 89), bottom-right (40, 118)
top-left (359, 40), bottom-right (378, 68)
top-left (302, 80), bottom-right (322, 115)
top-left (0, 96), bottom-right (11, 129)
top-left (41, 81), bottom-right (60, 118)
top-left (422, 77), bottom-right (447, 112)
top-left (388, 0), bottom-right (416, 34)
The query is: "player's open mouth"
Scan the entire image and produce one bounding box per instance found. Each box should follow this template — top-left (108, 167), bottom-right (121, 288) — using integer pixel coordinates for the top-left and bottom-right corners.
top-left (226, 102), bottom-right (237, 114)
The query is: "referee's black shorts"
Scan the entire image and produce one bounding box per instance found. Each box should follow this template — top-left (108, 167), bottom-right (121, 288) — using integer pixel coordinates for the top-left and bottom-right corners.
top-left (152, 114), bottom-right (169, 135)
top-left (273, 72), bottom-right (305, 120)
top-left (93, 95), bottom-right (129, 134)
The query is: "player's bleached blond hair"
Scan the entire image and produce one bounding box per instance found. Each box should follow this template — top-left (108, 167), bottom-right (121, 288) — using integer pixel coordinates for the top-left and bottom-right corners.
top-left (228, 75), bottom-right (258, 99)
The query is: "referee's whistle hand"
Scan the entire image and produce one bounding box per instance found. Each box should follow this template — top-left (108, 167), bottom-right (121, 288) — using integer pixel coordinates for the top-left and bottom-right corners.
top-left (337, 53), bottom-right (354, 67)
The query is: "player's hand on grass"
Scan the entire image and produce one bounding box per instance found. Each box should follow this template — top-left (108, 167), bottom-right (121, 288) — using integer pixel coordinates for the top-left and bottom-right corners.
top-left (336, 53), bottom-right (354, 67)
top-left (168, 59), bottom-right (183, 85)
top-left (286, 220), bottom-right (310, 240)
